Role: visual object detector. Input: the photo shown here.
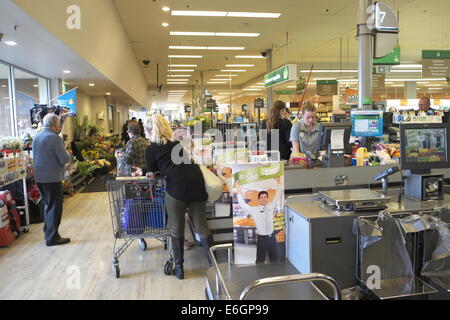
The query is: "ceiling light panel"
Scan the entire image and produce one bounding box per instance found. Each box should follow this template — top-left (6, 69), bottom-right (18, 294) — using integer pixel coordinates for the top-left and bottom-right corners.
top-left (171, 11), bottom-right (281, 18)
top-left (170, 32), bottom-right (259, 37)
top-left (169, 46), bottom-right (245, 50)
top-left (168, 55), bottom-right (203, 58)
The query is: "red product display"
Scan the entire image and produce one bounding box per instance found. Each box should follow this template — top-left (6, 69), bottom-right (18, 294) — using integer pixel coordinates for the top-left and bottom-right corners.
top-left (0, 191), bottom-right (21, 234)
top-left (0, 201), bottom-right (14, 247)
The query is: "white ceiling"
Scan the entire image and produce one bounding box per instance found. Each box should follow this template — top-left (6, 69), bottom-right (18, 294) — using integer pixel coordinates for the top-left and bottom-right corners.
top-left (0, 0), bottom-right (141, 106)
top-left (114, 0), bottom-right (450, 104)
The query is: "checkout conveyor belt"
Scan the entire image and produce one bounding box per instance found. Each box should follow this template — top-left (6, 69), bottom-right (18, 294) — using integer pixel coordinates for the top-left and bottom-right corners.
top-left (205, 244), bottom-right (341, 300)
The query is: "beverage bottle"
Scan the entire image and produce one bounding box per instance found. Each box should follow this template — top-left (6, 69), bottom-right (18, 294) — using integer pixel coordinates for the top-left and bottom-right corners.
top-left (356, 147), bottom-right (368, 166)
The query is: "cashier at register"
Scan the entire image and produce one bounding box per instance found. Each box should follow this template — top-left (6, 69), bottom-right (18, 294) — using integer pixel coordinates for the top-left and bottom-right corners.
top-left (418, 96), bottom-right (433, 115)
top-left (290, 102), bottom-right (321, 157)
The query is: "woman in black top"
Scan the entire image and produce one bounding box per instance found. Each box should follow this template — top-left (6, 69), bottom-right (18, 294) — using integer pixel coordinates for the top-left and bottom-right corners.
top-left (261, 100), bottom-right (293, 160)
top-left (143, 115), bottom-right (213, 280)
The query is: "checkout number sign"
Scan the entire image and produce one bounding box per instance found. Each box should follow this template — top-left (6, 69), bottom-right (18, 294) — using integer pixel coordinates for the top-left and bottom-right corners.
top-left (367, 2), bottom-right (399, 31)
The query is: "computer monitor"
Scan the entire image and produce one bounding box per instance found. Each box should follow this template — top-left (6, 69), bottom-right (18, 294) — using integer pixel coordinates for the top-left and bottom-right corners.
top-left (318, 123), bottom-right (353, 153)
top-left (400, 122), bottom-right (450, 172)
top-left (332, 114), bottom-right (349, 123)
top-left (351, 110), bottom-right (384, 137)
top-left (383, 112), bottom-right (393, 127)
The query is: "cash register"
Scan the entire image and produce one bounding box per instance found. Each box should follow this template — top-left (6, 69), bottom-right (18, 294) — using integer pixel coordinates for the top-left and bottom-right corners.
top-left (400, 122), bottom-right (449, 201)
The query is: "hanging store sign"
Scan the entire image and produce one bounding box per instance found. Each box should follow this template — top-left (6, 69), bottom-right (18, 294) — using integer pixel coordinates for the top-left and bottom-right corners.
top-left (242, 104), bottom-right (248, 112)
top-left (422, 50), bottom-right (450, 78)
top-left (373, 46), bottom-right (400, 65)
top-left (254, 98), bottom-right (264, 109)
top-left (372, 73), bottom-right (386, 90)
top-left (184, 105), bottom-right (191, 113)
top-left (205, 99), bottom-right (216, 111)
top-left (264, 64), bottom-right (297, 88)
top-left (316, 80), bottom-right (338, 95)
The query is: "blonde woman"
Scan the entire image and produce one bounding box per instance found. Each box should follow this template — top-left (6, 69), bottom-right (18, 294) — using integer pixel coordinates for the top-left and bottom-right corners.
top-left (143, 115), bottom-right (213, 280)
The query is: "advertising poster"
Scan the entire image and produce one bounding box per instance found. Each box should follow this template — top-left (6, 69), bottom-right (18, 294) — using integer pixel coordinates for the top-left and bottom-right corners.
top-left (213, 146), bottom-right (247, 217)
top-left (56, 88), bottom-right (77, 116)
top-left (231, 162), bottom-right (285, 265)
top-left (404, 128), bottom-right (447, 163)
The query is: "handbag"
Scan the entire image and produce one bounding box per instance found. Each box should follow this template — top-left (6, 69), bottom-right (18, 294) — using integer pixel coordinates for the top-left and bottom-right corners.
top-left (199, 165), bottom-right (223, 203)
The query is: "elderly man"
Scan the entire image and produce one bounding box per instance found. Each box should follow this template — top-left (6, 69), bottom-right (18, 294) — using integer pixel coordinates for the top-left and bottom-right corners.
top-left (33, 113), bottom-right (71, 246)
top-left (419, 97), bottom-right (432, 114)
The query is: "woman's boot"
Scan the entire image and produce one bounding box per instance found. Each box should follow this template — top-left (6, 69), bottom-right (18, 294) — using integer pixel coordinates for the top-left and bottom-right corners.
top-left (172, 237), bottom-right (184, 279)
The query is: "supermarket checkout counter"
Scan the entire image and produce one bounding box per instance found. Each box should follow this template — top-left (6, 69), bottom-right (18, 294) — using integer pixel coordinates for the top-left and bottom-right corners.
top-left (284, 164), bottom-right (450, 193)
top-left (285, 187), bottom-right (450, 299)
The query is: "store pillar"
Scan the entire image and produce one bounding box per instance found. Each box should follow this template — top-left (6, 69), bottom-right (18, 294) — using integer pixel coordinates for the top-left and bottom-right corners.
top-left (357, 0), bottom-right (373, 110)
top-left (404, 81), bottom-right (417, 99)
top-left (266, 49), bottom-right (273, 110)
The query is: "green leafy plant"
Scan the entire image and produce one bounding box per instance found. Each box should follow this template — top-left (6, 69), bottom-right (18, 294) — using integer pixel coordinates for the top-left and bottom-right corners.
top-left (76, 161), bottom-right (100, 178)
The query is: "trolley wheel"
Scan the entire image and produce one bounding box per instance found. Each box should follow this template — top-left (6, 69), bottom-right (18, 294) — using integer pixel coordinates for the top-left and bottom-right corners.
top-left (164, 260), bottom-right (173, 276)
top-left (139, 239), bottom-right (147, 251)
top-left (113, 262), bottom-right (120, 278)
top-left (164, 240), bottom-right (168, 250)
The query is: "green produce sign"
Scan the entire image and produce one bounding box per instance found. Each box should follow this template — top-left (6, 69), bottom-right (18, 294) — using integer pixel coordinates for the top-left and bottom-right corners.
top-left (264, 64), bottom-right (297, 88)
top-left (374, 46), bottom-right (400, 65)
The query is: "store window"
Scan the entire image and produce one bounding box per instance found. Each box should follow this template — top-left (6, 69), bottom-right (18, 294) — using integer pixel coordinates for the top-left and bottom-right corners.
top-left (0, 63), bottom-right (13, 136)
top-left (13, 68), bottom-right (49, 138)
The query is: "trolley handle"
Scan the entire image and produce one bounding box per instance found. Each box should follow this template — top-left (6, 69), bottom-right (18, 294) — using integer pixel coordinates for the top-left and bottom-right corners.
top-left (209, 244), bottom-right (233, 300)
top-left (239, 273), bottom-right (342, 300)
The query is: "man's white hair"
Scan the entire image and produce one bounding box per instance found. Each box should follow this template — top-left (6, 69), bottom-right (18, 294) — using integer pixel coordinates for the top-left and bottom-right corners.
top-left (42, 113), bottom-right (60, 128)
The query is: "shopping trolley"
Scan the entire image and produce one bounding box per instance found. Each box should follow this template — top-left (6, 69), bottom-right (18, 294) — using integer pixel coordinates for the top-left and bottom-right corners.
top-left (104, 177), bottom-right (173, 278)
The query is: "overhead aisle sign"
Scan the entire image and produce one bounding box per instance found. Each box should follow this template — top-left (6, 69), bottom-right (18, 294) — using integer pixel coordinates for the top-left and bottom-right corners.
top-left (422, 50), bottom-right (450, 78)
top-left (264, 64), bottom-right (297, 88)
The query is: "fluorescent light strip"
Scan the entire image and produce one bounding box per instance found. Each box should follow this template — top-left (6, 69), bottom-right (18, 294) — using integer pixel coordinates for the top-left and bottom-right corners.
top-left (167, 82), bottom-right (188, 84)
top-left (214, 74), bottom-right (238, 77)
top-left (391, 85), bottom-right (404, 87)
top-left (227, 12), bottom-right (281, 18)
top-left (429, 88), bottom-right (443, 90)
top-left (169, 46), bottom-right (245, 50)
top-left (171, 11), bottom-right (227, 16)
top-left (425, 84), bottom-right (443, 87)
top-left (391, 64), bottom-right (422, 69)
top-left (167, 69), bottom-right (194, 72)
top-left (301, 70), bottom-right (358, 73)
top-left (390, 70), bottom-right (422, 73)
top-left (171, 11), bottom-right (281, 18)
top-left (167, 75), bottom-right (192, 77)
top-left (168, 55), bottom-right (203, 58)
top-left (166, 79), bottom-right (189, 81)
top-left (226, 64), bottom-right (254, 67)
top-left (216, 32), bottom-right (259, 37)
top-left (168, 90), bottom-right (188, 92)
top-left (386, 78), bottom-right (446, 81)
top-left (168, 64), bottom-right (197, 67)
top-left (243, 88), bottom-right (262, 91)
top-left (220, 69), bottom-right (246, 72)
top-left (170, 32), bottom-right (259, 37)
top-left (235, 55), bottom-right (265, 59)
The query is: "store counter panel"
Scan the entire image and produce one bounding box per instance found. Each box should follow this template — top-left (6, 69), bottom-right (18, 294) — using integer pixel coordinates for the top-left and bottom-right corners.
top-left (284, 165), bottom-right (450, 192)
top-left (286, 191), bottom-right (450, 290)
